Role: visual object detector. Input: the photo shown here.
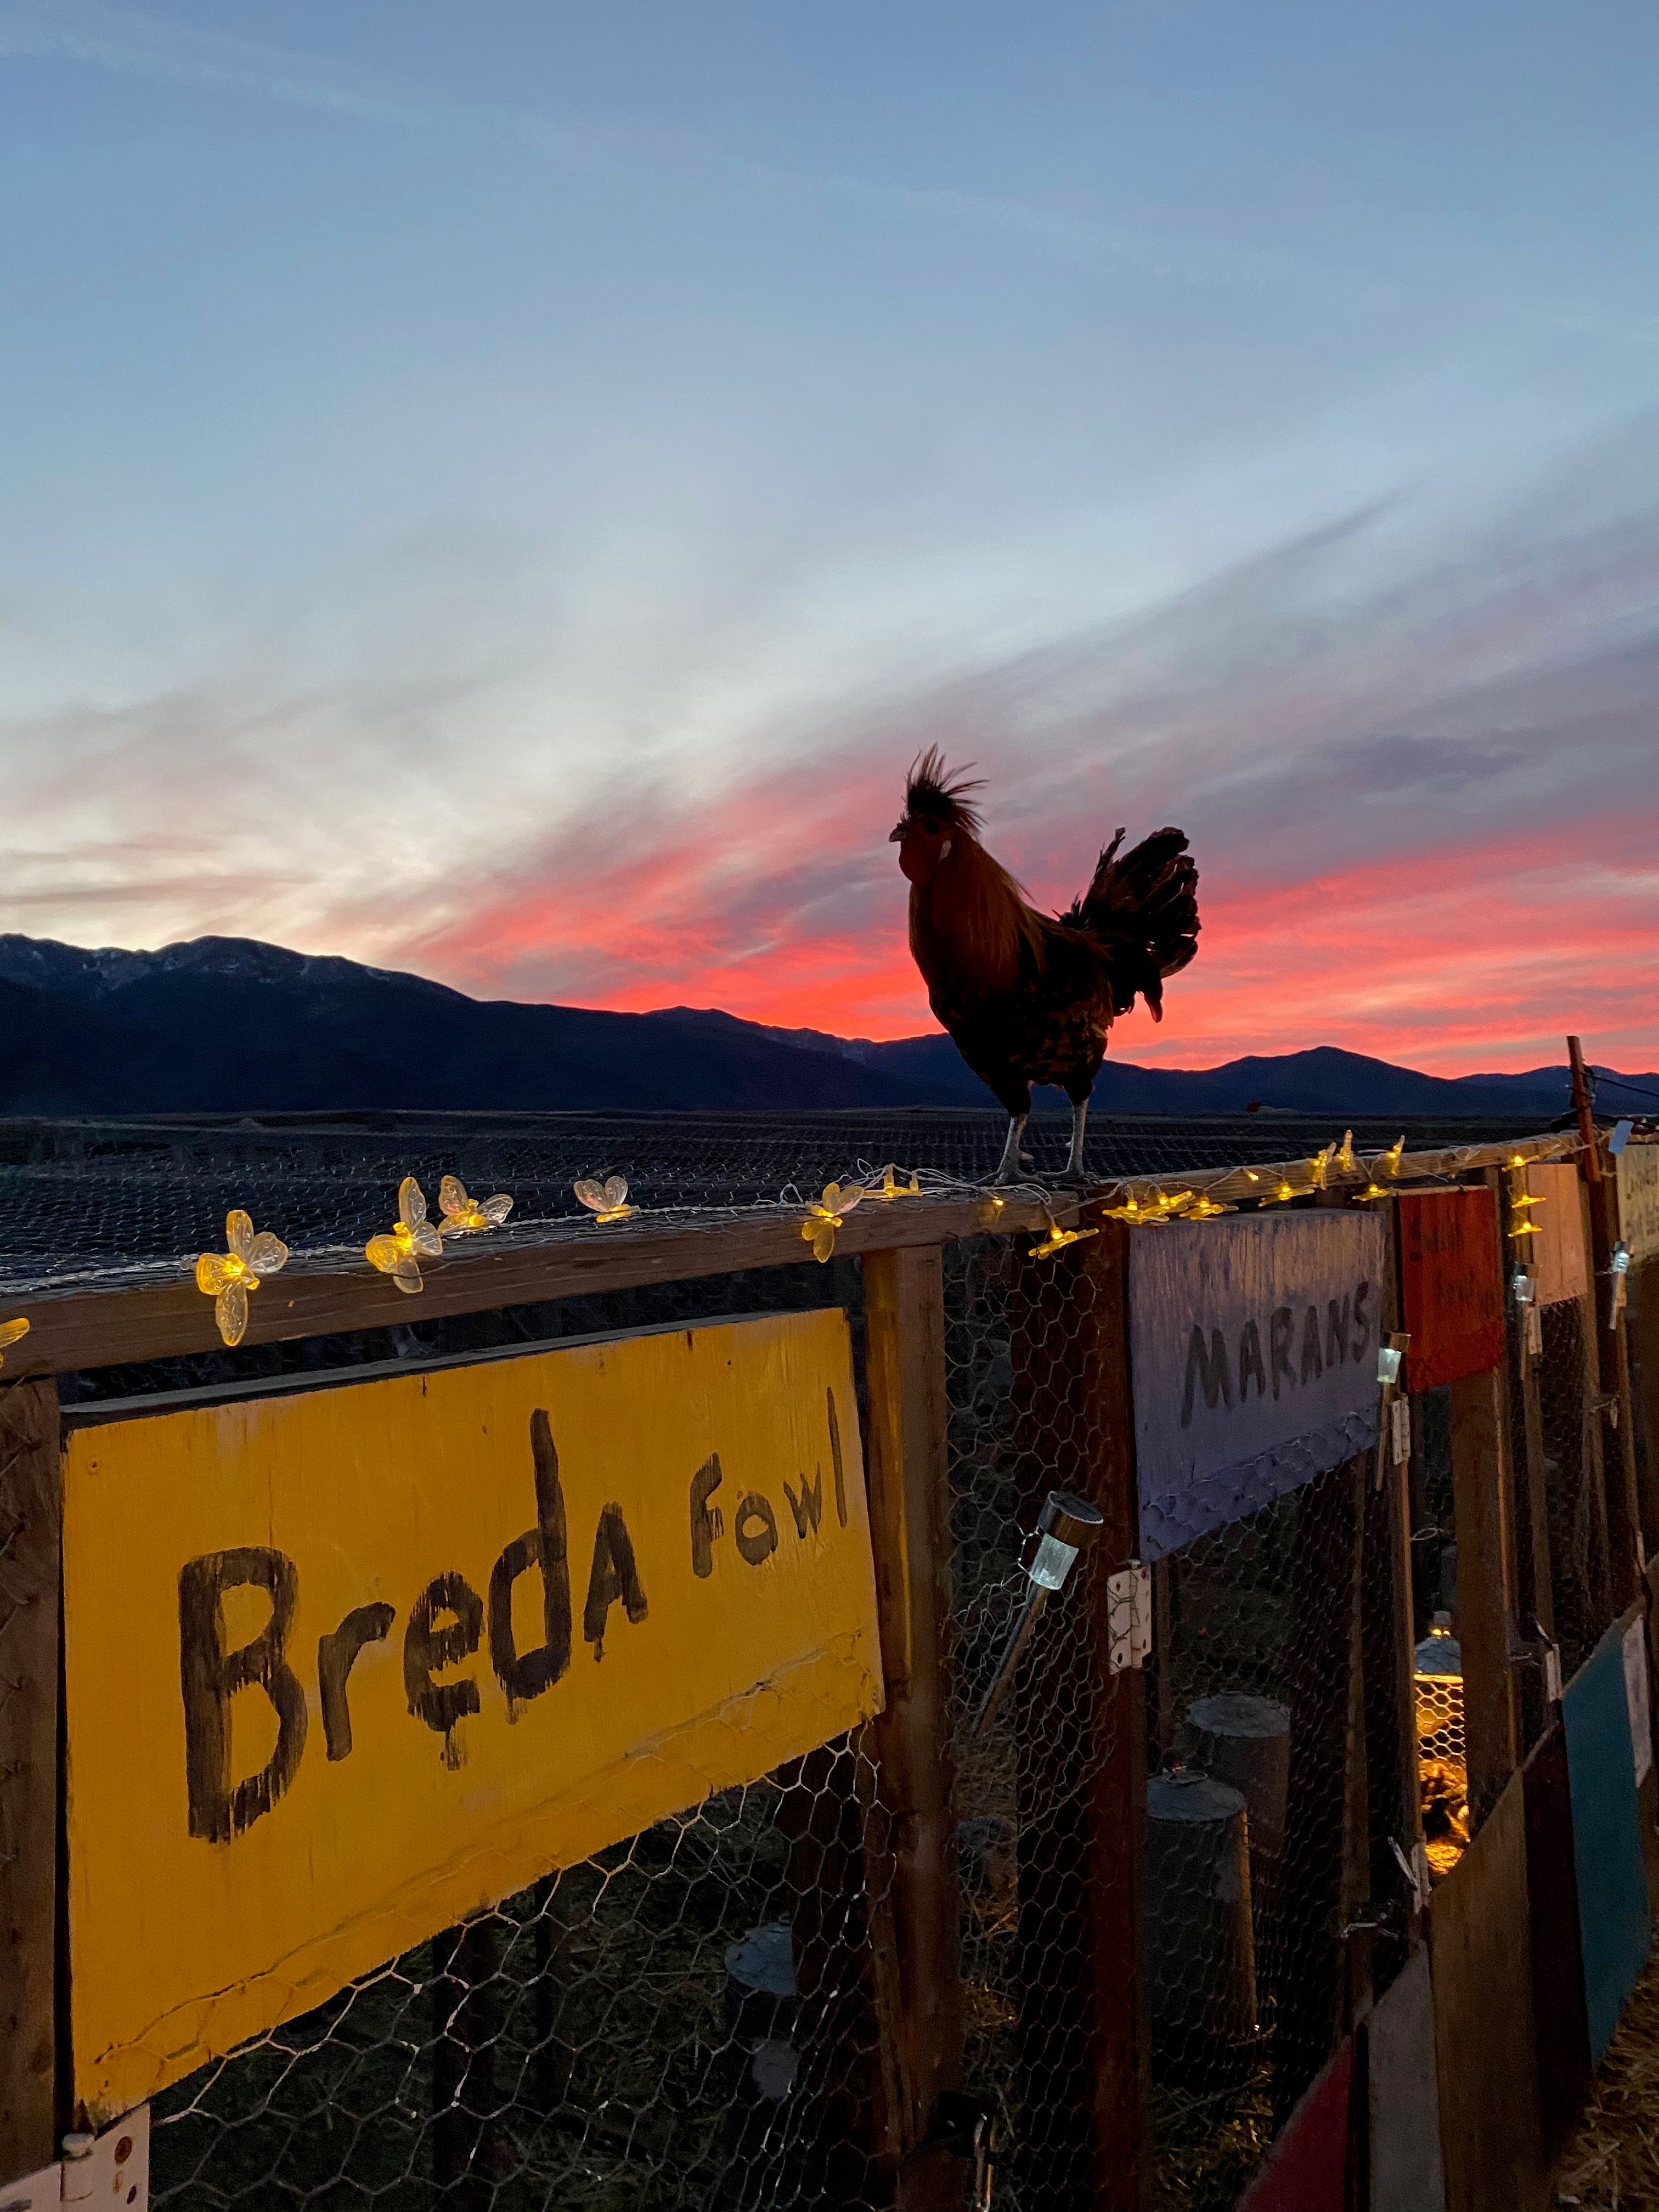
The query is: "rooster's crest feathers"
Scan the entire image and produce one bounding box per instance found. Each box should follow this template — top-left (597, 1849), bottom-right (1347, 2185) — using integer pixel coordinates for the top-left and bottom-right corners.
top-left (903, 746), bottom-right (985, 833)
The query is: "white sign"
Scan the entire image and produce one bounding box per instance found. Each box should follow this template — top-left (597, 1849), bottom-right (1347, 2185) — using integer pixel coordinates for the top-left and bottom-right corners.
top-left (1128, 1212), bottom-right (1387, 1556)
top-left (1617, 1146), bottom-right (1659, 1265)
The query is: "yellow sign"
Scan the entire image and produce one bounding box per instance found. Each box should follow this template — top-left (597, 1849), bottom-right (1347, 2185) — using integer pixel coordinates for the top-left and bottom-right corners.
top-left (63, 1311), bottom-right (881, 2114)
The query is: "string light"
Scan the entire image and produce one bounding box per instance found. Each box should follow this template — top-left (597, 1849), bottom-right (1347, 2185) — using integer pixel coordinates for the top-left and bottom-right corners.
top-left (1378, 1137), bottom-right (1406, 1177)
top-left (801, 1181), bottom-right (863, 1262)
top-left (1308, 1144), bottom-right (1335, 1190)
top-left (1335, 1130), bottom-right (1356, 1173)
top-left (1181, 1196), bottom-right (1235, 1219)
top-left (1029, 1223), bottom-right (1098, 1260)
top-left (195, 1209), bottom-right (289, 1345)
top-left (1356, 1182), bottom-right (1391, 1203)
top-left (366, 1176), bottom-right (444, 1294)
top-left (438, 1176), bottom-right (514, 1235)
top-left (0, 1316), bottom-right (31, 1369)
top-left (1263, 1180), bottom-right (1297, 1205)
top-left (865, 1164), bottom-right (922, 1201)
top-left (573, 1176), bottom-right (637, 1226)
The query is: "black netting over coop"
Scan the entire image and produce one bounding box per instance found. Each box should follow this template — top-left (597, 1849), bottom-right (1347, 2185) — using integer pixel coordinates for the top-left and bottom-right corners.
top-left (0, 1109), bottom-right (1554, 1299)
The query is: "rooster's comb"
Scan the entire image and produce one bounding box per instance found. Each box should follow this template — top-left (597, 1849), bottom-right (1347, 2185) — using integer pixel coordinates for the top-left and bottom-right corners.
top-left (903, 746), bottom-right (985, 833)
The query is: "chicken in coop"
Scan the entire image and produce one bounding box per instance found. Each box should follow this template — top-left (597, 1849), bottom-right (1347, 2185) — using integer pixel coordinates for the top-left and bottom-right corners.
top-left (891, 747), bottom-right (1200, 1183)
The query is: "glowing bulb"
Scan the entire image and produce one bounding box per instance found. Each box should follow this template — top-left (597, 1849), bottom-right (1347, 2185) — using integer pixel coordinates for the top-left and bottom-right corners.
top-left (0, 1316), bottom-right (31, 1370)
top-left (1379, 1137), bottom-right (1406, 1176)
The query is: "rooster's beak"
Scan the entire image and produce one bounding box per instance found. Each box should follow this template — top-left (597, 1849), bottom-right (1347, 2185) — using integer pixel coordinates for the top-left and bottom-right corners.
top-left (889, 821), bottom-right (905, 842)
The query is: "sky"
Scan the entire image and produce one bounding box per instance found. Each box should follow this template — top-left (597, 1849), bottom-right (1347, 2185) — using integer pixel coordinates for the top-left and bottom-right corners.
top-left (3, 2), bottom-right (1658, 1074)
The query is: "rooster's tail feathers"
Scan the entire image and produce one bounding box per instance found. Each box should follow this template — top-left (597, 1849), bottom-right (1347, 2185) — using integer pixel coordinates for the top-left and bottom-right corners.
top-left (1073, 826), bottom-right (1200, 1021)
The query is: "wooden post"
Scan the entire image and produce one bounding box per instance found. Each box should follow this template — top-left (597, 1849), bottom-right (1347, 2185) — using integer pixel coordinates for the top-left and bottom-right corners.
top-left (863, 1245), bottom-right (963, 2200)
top-left (1573, 1180), bottom-right (1616, 1637)
top-left (1447, 1365), bottom-right (1522, 1825)
top-left (1006, 1221), bottom-right (1147, 2212)
top-left (1482, 1166), bottom-right (1555, 1746)
top-left (1362, 1211), bottom-right (1424, 1928)
top-left (1570, 1035), bottom-right (1642, 1606)
top-left (0, 1378), bottom-right (61, 2181)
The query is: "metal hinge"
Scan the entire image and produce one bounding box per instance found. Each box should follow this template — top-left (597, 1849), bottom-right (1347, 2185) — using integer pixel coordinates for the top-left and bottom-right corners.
top-left (1108, 1561), bottom-right (1152, 1674)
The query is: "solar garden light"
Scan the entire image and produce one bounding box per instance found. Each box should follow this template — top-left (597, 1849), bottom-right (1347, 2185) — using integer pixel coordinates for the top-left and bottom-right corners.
top-left (970, 1490), bottom-right (1104, 1740)
top-left (1610, 1239), bottom-right (1632, 1328)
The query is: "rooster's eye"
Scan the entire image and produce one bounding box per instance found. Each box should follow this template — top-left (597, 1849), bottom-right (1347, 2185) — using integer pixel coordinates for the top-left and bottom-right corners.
top-left (923, 818), bottom-right (940, 835)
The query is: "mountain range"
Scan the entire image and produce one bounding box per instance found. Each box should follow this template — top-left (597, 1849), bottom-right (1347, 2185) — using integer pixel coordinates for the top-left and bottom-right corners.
top-left (0, 933), bottom-right (1651, 1121)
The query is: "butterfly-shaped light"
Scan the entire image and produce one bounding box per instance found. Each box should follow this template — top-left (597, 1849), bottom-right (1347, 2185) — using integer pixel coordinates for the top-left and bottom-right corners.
top-left (1308, 1144), bottom-right (1335, 1190)
top-left (574, 1176), bottom-right (636, 1226)
top-left (1099, 1195), bottom-right (1166, 1225)
top-left (801, 1181), bottom-right (862, 1263)
top-left (366, 1176), bottom-right (445, 1295)
top-left (0, 1316), bottom-right (31, 1369)
top-left (1181, 1196), bottom-right (1235, 1220)
top-left (1262, 1180), bottom-right (1297, 1206)
top-left (195, 1209), bottom-right (289, 1345)
top-left (1029, 1223), bottom-right (1098, 1260)
top-left (867, 1164), bottom-right (922, 1201)
top-left (1356, 1181), bottom-right (1391, 1203)
top-left (1378, 1136), bottom-right (1406, 1177)
top-left (438, 1175), bottom-right (514, 1237)
top-left (1335, 1130), bottom-right (1357, 1174)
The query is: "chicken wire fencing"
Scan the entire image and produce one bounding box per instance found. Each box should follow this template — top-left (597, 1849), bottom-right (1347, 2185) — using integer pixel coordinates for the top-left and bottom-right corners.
top-left (151, 1740), bottom-right (895, 2212)
top-left (1537, 1295), bottom-right (1615, 1683)
top-left (18, 1148), bottom-right (1572, 2212)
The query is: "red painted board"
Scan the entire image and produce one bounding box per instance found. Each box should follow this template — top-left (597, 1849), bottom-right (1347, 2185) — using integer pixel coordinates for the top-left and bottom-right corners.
top-left (1397, 1188), bottom-right (1504, 1391)
top-left (1235, 2035), bottom-right (1353, 2212)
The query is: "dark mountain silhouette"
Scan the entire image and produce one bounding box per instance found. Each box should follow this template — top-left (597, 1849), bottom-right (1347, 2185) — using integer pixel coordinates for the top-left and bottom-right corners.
top-left (0, 934), bottom-right (1650, 1120)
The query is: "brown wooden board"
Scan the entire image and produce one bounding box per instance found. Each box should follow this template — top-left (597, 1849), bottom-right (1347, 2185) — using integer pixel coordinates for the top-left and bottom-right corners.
top-left (1398, 1188), bottom-right (1505, 1392)
top-left (1522, 1723), bottom-right (1592, 2163)
top-left (1429, 1768), bottom-right (1548, 2212)
top-left (3, 1192), bottom-right (1056, 1380)
top-left (0, 1379), bottom-right (61, 2181)
top-left (1528, 1162), bottom-right (1592, 1309)
top-left (1449, 1364), bottom-right (1522, 1821)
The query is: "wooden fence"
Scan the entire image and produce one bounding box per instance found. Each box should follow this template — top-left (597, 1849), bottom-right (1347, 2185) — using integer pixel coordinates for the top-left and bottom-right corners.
top-left (2, 1127), bottom-right (1657, 2211)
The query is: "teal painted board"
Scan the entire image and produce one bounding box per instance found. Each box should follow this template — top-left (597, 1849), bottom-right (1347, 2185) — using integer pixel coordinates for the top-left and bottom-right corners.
top-left (1562, 1616), bottom-right (1653, 2062)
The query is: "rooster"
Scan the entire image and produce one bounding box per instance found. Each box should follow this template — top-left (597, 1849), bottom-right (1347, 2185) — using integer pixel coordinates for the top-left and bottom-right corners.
top-left (891, 748), bottom-right (1200, 1183)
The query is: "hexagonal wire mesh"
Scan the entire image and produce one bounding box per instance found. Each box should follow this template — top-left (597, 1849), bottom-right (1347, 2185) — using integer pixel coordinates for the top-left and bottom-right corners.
top-left (151, 1743), bottom-right (893, 2212)
top-left (1537, 1294), bottom-right (1616, 1683)
top-left (23, 1138), bottom-right (1530, 2212)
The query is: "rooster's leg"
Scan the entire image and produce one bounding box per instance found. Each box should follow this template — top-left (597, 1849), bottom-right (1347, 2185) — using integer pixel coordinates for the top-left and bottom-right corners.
top-left (993, 1113), bottom-right (1029, 1185)
top-left (1064, 1098), bottom-right (1089, 1181)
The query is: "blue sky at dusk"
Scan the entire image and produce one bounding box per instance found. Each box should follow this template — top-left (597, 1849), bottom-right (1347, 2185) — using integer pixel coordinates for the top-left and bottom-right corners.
top-left (3, 2), bottom-right (1657, 1070)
